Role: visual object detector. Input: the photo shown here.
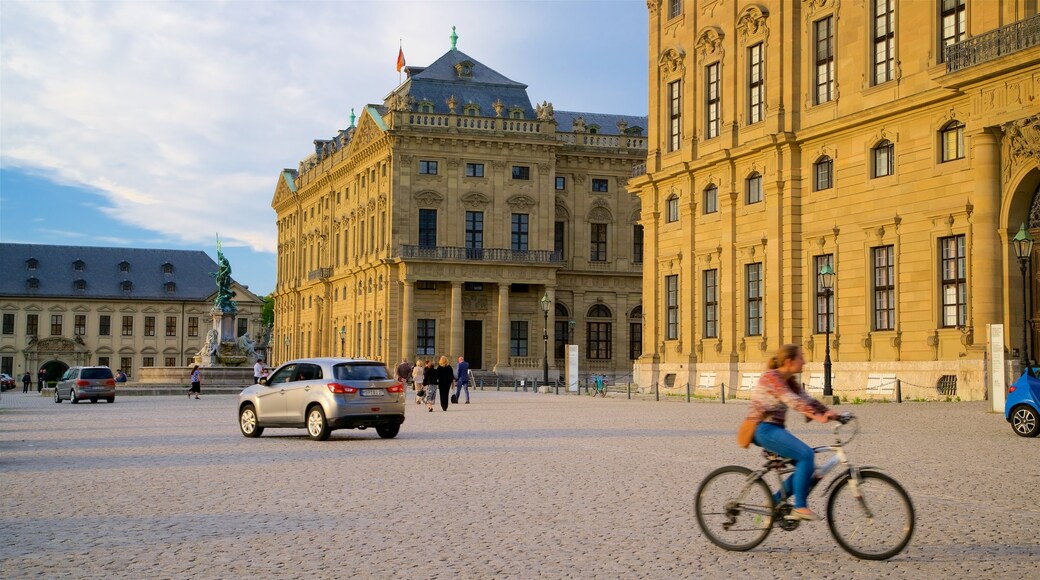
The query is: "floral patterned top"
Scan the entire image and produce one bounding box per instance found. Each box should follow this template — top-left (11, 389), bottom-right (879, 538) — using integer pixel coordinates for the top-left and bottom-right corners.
top-left (745, 369), bottom-right (829, 427)
top-left (191, 369), bottom-right (201, 383)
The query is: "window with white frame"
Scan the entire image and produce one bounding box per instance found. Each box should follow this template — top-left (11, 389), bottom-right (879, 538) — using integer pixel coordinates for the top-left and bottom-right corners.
top-left (746, 173), bottom-right (762, 204)
top-left (873, 245), bottom-right (895, 330)
top-left (748, 43), bottom-right (764, 124)
top-left (940, 235), bottom-right (966, 327)
top-left (668, 80), bottom-right (682, 152)
top-left (746, 263), bottom-right (762, 336)
top-left (873, 140), bottom-right (894, 177)
top-left (940, 121), bottom-right (964, 162)
top-left (704, 184), bottom-right (718, 214)
top-left (814, 156), bottom-right (833, 191)
top-left (665, 274), bottom-right (679, 340)
top-left (873, 0), bottom-right (895, 84)
top-left (666, 195), bottom-right (679, 222)
top-left (705, 62), bottom-right (721, 139)
top-left (814, 16), bottom-right (835, 104)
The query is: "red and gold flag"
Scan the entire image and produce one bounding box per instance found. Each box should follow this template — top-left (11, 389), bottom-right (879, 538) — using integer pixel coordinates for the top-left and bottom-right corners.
top-left (396, 47), bottom-right (406, 72)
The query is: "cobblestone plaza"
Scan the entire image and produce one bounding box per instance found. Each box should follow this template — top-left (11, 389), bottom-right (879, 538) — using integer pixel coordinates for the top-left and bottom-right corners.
top-left (1, 392), bottom-right (1037, 578)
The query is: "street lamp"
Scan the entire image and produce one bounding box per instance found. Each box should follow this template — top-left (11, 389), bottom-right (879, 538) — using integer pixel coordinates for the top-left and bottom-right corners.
top-left (339, 326), bottom-right (346, 357)
top-left (540, 292), bottom-right (551, 383)
top-left (283, 335), bottom-right (290, 361)
top-left (1014, 223), bottom-right (1034, 368)
top-left (818, 263), bottom-right (835, 398)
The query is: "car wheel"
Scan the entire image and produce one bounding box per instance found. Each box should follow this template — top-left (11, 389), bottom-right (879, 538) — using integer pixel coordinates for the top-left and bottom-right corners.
top-left (70, 389), bottom-right (79, 404)
top-left (1010, 405), bottom-right (1040, 437)
top-left (106, 397), bottom-right (115, 403)
top-left (306, 406), bottom-right (330, 441)
top-left (54, 389), bottom-right (61, 403)
top-left (376, 424), bottom-right (400, 439)
top-left (239, 405), bottom-right (264, 438)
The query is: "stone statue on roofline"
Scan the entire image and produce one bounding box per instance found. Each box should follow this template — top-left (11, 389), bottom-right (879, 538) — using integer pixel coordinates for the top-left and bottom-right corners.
top-left (536, 100), bottom-right (555, 121)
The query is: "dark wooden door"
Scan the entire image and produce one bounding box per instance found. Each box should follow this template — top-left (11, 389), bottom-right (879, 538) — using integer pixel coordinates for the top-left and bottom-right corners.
top-left (464, 320), bottom-right (482, 369)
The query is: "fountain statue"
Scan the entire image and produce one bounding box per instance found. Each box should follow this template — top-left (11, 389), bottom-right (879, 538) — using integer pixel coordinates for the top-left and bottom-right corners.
top-left (194, 236), bottom-right (259, 367)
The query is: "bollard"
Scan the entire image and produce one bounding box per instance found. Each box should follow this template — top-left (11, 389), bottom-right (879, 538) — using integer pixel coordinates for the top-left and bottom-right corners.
top-left (896, 379), bottom-right (902, 403)
top-left (555, 380), bottom-right (559, 395)
top-left (721, 382), bottom-right (725, 404)
top-left (686, 382), bottom-right (691, 403)
top-left (627, 382), bottom-right (631, 399)
top-left (655, 382), bottom-right (660, 401)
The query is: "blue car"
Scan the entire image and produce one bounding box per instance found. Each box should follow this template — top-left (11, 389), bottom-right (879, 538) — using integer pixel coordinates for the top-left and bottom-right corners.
top-left (1006, 369), bottom-right (1040, 437)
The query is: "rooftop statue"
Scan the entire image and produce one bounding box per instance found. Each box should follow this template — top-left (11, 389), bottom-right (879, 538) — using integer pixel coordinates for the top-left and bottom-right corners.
top-left (212, 236), bottom-right (238, 314)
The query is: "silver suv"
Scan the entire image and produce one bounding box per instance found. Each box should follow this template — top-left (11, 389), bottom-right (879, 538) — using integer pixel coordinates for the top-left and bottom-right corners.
top-left (55, 366), bottom-right (117, 404)
top-left (238, 357), bottom-right (405, 441)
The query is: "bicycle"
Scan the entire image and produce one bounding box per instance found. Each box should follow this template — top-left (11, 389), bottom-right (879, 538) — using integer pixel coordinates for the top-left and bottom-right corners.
top-left (694, 414), bottom-right (915, 560)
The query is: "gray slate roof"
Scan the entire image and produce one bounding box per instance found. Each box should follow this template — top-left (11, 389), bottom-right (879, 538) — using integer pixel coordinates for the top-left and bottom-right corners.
top-left (553, 110), bottom-right (647, 136)
top-left (398, 49), bottom-right (535, 118)
top-left (0, 243), bottom-right (227, 301)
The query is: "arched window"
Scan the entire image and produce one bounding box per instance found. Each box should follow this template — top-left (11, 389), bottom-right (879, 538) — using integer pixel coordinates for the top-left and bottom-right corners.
top-left (161, 262), bottom-right (174, 275)
top-left (872, 140), bottom-right (894, 177)
top-left (703, 184), bottom-right (718, 214)
top-left (746, 172), bottom-right (762, 204)
top-left (554, 303), bottom-right (571, 358)
top-left (814, 156), bottom-right (833, 191)
top-left (940, 121), bottom-right (964, 162)
top-left (586, 305), bottom-right (613, 360)
top-left (666, 194), bottom-right (680, 222)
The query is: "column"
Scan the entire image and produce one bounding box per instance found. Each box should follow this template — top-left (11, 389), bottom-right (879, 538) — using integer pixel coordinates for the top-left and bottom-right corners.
top-left (546, 286), bottom-right (556, 372)
top-left (495, 283), bottom-right (510, 371)
top-left (971, 130), bottom-right (1002, 333)
top-left (450, 282), bottom-right (463, 358)
top-left (401, 281), bottom-right (414, 361)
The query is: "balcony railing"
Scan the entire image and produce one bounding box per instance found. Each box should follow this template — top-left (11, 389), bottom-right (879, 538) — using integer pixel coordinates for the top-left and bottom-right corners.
top-left (556, 133), bottom-right (648, 150)
top-left (632, 162), bottom-right (647, 177)
top-left (397, 245), bottom-right (562, 264)
top-left (403, 113), bottom-right (544, 134)
top-left (946, 14), bottom-right (1040, 73)
top-left (307, 267), bottom-right (333, 281)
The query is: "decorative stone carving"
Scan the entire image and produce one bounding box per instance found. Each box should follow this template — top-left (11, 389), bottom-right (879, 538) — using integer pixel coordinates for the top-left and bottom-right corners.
top-left (695, 27), bottom-right (725, 61)
top-left (588, 207), bottom-right (613, 223)
top-left (506, 194), bottom-right (537, 210)
top-left (446, 95), bottom-right (458, 113)
top-left (572, 117), bottom-right (587, 133)
top-left (646, 0), bottom-right (659, 13)
top-left (414, 190), bottom-right (444, 207)
top-left (447, 157), bottom-right (461, 169)
top-left (1003, 114), bottom-right (1040, 183)
top-left (461, 192), bottom-right (491, 209)
top-left (737, 5), bottom-right (769, 40)
top-left (658, 47), bottom-right (686, 74)
top-left (492, 99), bottom-right (505, 117)
top-left (536, 101), bottom-right (555, 121)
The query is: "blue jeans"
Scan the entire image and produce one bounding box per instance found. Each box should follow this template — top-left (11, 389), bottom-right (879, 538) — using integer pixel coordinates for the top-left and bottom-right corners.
top-left (454, 381), bottom-right (469, 402)
top-left (753, 422), bottom-right (815, 509)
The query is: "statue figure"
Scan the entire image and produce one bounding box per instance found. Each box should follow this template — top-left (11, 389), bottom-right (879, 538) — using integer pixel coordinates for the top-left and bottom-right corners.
top-left (536, 100), bottom-right (555, 121)
top-left (237, 333), bottom-right (259, 361)
top-left (211, 236), bottom-right (238, 314)
top-left (198, 329), bottom-right (219, 357)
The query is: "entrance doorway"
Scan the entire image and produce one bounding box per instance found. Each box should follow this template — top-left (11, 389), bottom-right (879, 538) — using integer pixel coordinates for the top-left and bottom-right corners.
top-left (41, 360), bottom-right (69, 386)
top-left (464, 320), bottom-right (483, 369)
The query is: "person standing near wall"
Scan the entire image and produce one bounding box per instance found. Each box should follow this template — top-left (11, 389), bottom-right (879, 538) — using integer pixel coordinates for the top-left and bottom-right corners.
top-left (37, 368), bottom-right (46, 392)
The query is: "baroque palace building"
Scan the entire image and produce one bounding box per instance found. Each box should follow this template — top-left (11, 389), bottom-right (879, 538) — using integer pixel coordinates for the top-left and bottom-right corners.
top-left (632, 0), bottom-right (1040, 400)
top-left (0, 244), bottom-right (263, 382)
top-left (272, 33), bottom-right (647, 379)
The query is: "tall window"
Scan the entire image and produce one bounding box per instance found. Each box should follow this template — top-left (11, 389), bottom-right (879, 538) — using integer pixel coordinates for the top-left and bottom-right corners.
top-left (873, 245), bottom-right (895, 330)
top-left (746, 173), bottom-right (762, 204)
top-left (418, 160), bottom-right (438, 174)
top-left (416, 320), bottom-right (436, 357)
top-left (633, 225), bottom-right (644, 264)
top-left (99, 314), bottom-right (111, 336)
top-left (554, 221), bottom-right (566, 259)
top-left (814, 156), bottom-right (833, 191)
top-left (590, 223), bottom-right (607, 262)
top-left (511, 166), bottom-right (530, 180)
top-left (814, 16), bottom-right (835, 104)
top-left (629, 307), bottom-right (643, 360)
top-left (704, 185), bottom-right (718, 214)
top-left (143, 357), bottom-right (154, 368)
top-left (511, 213), bottom-right (529, 251)
top-left (510, 321), bottom-right (529, 356)
top-left (668, 80), bottom-right (682, 151)
top-left (941, 235), bottom-right (966, 327)
top-left (122, 315), bottom-right (134, 336)
top-left (555, 176), bottom-right (566, 190)
top-left (2, 313), bottom-right (14, 334)
top-left (587, 305), bottom-right (613, 360)
top-left (73, 315), bottom-right (85, 336)
top-left (465, 163), bottom-right (484, 177)
top-left (705, 62), bottom-right (721, 139)
top-left (98, 356), bottom-right (110, 368)
top-left (666, 195), bottom-right (679, 222)
top-left (166, 316), bottom-right (177, 337)
top-left (748, 43), bottom-right (764, 124)
top-left (873, 140), bottom-right (894, 177)
top-left (592, 179), bottom-right (609, 193)
top-left (419, 209), bottom-right (437, 248)
top-left (668, 0), bottom-right (682, 19)
top-left (815, 254), bottom-right (835, 333)
top-left (237, 318), bottom-right (248, 337)
top-left (704, 269), bottom-right (718, 338)
top-left (27, 314), bottom-right (38, 336)
top-left (121, 357), bottom-right (132, 376)
top-left (940, 0), bottom-right (966, 63)
top-left (873, 0), bottom-right (894, 84)
top-left (144, 316), bottom-right (155, 337)
top-left (665, 274), bottom-right (679, 340)
top-left (465, 211), bottom-right (484, 258)
top-left (188, 316), bottom-right (198, 337)
top-left (51, 314), bottom-right (63, 336)
top-left (746, 263), bottom-right (763, 336)
top-left (941, 121), bottom-right (965, 162)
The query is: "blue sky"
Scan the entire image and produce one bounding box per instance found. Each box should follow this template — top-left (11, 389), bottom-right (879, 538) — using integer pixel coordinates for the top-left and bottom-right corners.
top-left (0, 0), bottom-right (649, 296)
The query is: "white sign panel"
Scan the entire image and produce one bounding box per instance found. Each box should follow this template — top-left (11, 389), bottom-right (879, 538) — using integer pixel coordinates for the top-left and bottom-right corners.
top-left (740, 373), bottom-right (761, 391)
top-left (566, 345), bottom-right (579, 392)
top-left (698, 372), bottom-right (717, 389)
top-left (989, 324), bottom-right (1005, 413)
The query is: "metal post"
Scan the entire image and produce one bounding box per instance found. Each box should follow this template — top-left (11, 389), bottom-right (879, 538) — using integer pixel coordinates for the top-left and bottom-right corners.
top-left (655, 382), bottom-right (659, 401)
top-left (627, 382), bottom-right (631, 399)
top-left (542, 309), bottom-right (549, 384)
top-left (1021, 257), bottom-right (1031, 369)
top-left (823, 288), bottom-right (833, 398)
top-left (686, 382), bottom-right (691, 403)
top-left (720, 382), bottom-right (725, 404)
top-left (896, 379), bottom-right (902, 403)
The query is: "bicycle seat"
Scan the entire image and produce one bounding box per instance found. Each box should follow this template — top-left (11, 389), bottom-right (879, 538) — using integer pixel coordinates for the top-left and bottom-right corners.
top-left (762, 451), bottom-right (794, 469)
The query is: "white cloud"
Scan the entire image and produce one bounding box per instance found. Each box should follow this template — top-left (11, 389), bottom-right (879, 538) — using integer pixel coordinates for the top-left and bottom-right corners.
top-left (1, 1), bottom-right (647, 255)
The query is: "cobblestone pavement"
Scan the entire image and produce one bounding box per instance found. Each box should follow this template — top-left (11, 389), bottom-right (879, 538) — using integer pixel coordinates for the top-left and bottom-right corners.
top-left (1, 389), bottom-right (1037, 579)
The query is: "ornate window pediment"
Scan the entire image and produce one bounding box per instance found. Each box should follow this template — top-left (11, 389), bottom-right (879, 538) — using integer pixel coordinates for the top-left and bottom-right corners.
top-left (696, 27), bottom-right (725, 61)
top-left (460, 192), bottom-right (491, 209)
top-left (506, 194), bottom-right (537, 211)
top-left (414, 190), bottom-right (444, 208)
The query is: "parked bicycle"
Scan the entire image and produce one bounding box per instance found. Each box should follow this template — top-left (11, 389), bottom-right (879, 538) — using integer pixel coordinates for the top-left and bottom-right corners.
top-left (695, 413), bottom-right (915, 560)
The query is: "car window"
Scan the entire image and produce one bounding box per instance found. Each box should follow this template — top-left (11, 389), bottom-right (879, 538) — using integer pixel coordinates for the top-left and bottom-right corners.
top-left (267, 365), bottom-right (296, 385)
top-left (334, 363), bottom-right (389, 381)
top-left (81, 368), bottom-right (114, 380)
top-left (61, 369), bottom-right (74, 380)
top-left (294, 364), bottom-right (323, 381)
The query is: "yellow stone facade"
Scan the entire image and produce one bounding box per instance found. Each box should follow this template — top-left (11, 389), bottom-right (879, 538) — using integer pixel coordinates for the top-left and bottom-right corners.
top-left (633, 0), bottom-right (1040, 400)
top-left (272, 47), bottom-right (646, 380)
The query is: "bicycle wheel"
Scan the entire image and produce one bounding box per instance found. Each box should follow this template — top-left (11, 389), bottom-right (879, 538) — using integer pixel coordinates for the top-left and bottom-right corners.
top-left (826, 470), bottom-right (915, 560)
top-left (695, 465), bottom-right (775, 551)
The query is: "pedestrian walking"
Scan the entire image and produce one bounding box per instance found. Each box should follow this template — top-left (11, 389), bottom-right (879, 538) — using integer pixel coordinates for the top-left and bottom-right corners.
top-left (411, 359), bottom-right (425, 405)
top-left (22, 371), bottom-right (31, 393)
top-left (433, 355), bottom-right (455, 412)
top-left (37, 368), bottom-right (46, 392)
top-left (453, 356), bottom-right (471, 404)
top-left (423, 359), bottom-right (437, 412)
top-left (395, 359), bottom-right (412, 384)
top-left (188, 365), bottom-right (202, 399)
top-left (253, 358), bottom-right (265, 384)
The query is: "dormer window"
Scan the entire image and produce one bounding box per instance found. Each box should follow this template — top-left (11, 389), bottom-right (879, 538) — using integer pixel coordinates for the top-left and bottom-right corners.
top-left (26, 258), bottom-right (38, 271)
top-left (165, 282), bottom-right (177, 294)
top-left (118, 261), bottom-right (130, 273)
top-left (121, 280), bottom-right (133, 292)
top-left (74, 279), bottom-right (87, 291)
top-left (27, 277), bottom-right (39, 290)
top-left (73, 260), bottom-right (85, 272)
top-left (463, 104), bottom-right (480, 116)
top-left (589, 124), bottom-right (601, 134)
top-left (416, 100), bottom-right (434, 113)
top-left (161, 262), bottom-right (174, 275)
top-left (508, 107), bottom-right (524, 120)
top-left (454, 60), bottom-right (474, 78)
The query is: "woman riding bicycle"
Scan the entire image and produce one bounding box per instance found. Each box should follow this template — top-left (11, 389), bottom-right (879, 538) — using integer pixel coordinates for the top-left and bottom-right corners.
top-left (747, 344), bottom-right (839, 522)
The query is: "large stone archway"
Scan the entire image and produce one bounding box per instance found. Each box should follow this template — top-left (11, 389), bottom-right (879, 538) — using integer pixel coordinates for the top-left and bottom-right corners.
top-left (24, 336), bottom-right (91, 382)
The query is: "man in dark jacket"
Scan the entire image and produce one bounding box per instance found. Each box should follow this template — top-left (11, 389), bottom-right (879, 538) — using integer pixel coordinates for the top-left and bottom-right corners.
top-left (453, 356), bottom-right (471, 404)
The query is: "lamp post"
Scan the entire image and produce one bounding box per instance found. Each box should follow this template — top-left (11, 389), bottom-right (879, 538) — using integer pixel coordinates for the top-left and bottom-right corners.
top-left (1014, 223), bottom-right (1034, 368)
top-left (540, 292), bottom-right (550, 384)
top-left (818, 263), bottom-right (835, 398)
top-left (339, 326), bottom-right (346, 357)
